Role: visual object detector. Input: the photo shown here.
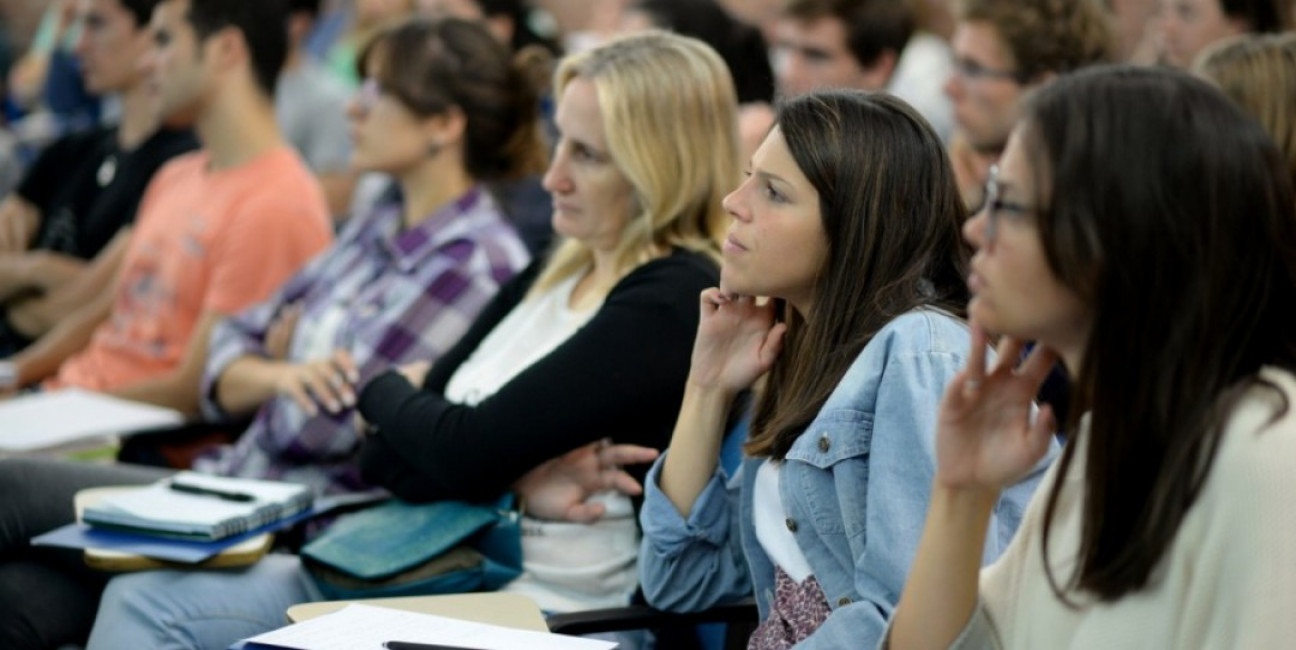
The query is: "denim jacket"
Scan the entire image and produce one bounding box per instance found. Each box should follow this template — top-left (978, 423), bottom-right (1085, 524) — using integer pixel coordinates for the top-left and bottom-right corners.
top-left (639, 309), bottom-right (1058, 648)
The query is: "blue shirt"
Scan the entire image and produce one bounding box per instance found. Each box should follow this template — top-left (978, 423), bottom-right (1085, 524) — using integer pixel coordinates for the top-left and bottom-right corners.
top-left (639, 309), bottom-right (1058, 648)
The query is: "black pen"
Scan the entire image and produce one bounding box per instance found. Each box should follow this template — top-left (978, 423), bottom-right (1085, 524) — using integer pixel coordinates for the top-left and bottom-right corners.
top-left (168, 480), bottom-right (256, 502)
top-left (383, 642), bottom-right (483, 650)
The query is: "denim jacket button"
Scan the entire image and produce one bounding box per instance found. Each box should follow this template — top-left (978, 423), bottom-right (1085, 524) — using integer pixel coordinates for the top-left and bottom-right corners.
top-left (837, 596), bottom-right (852, 607)
top-left (818, 434), bottom-right (831, 452)
top-left (784, 518), bottom-right (798, 532)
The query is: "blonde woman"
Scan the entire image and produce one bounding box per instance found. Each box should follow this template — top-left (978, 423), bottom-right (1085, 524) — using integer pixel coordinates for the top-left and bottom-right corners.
top-left (1195, 33), bottom-right (1296, 184)
top-left (84, 31), bottom-right (739, 650)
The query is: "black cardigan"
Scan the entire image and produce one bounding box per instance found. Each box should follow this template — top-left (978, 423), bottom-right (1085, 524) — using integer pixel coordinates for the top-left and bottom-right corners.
top-left (356, 249), bottom-right (718, 502)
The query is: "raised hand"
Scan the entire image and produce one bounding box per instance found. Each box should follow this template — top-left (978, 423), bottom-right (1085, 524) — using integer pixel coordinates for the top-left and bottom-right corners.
top-left (688, 288), bottom-right (786, 397)
top-left (514, 440), bottom-right (661, 524)
top-left (274, 349), bottom-right (360, 416)
top-left (936, 325), bottom-right (1059, 491)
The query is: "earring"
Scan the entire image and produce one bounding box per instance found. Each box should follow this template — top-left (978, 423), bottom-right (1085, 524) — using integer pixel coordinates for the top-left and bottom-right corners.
top-left (427, 141), bottom-right (444, 157)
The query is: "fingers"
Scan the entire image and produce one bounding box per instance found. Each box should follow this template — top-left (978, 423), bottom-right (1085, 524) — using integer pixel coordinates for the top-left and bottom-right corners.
top-left (599, 443), bottom-right (659, 468)
top-left (564, 502), bottom-right (608, 524)
top-left (289, 361), bottom-right (357, 415)
top-left (282, 380), bottom-right (319, 416)
top-left (992, 336), bottom-right (1026, 375)
top-left (759, 322), bottom-right (787, 369)
top-left (1017, 344), bottom-right (1060, 389)
top-left (331, 349), bottom-right (360, 384)
top-left (606, 468), bottom-right (645, 496)
top-left (965, 322), bottom-right (988, 388)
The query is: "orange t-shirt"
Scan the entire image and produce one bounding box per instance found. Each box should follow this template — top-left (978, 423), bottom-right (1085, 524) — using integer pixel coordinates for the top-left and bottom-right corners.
top-left (53, 147), bottom-right (332, 391)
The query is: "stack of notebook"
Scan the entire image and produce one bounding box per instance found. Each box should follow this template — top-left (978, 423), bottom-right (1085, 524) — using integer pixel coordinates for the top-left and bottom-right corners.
top-left (82, 472), bottom-right (313, 541)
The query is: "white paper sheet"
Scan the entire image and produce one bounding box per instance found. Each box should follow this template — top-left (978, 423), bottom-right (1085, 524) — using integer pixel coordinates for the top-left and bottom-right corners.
top-left (243, 604), bottom-right (618, 650)
top-left (0, 389), bottom-right (184, 452)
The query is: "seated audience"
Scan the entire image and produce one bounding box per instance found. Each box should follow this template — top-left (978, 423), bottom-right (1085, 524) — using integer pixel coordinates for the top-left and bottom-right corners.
top-left (1195, 32), bottom-right (1296, 185)
top-left (636, 90), bottom-right (1052, 648)
top-left (80, 30), bottom-right (739, 649)
top-left (194, 16), bottom-right (539, 493)
top-left (887, 65), bottom-right (1296, 648)
top-left (944, 0), bottom-right (1114, 209)
top-left (1158, 0), bottom-right (1290, 68)
top-left (0, 0), bottom-right (197, 357)
top-left (773, 0), bottom-right (955, 142)
top-left (0, 0), bottom-right (333, 411)
top-left (0, 16), bottom-right (540, 649)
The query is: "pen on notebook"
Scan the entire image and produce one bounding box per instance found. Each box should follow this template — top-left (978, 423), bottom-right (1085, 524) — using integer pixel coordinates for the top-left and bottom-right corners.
top-left (167, 480), bottom-right (256, 502)
top-left (382, 642), bottom-right (482, 650)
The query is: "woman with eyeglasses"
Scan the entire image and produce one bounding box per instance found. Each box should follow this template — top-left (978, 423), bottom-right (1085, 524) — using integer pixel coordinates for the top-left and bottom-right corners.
top-left (83, 30), bottom-right (738, 650)
top-left (0, 16), bottom-right (540, 649)
top-left (887, 65), bottom-right (1296, 648)
top-left (628, 90), bottom-right (1053, 649)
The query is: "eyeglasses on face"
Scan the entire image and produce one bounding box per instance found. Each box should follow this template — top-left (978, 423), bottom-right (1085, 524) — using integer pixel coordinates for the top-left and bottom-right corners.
top-left (980, 164), bottom-right (1035, 245)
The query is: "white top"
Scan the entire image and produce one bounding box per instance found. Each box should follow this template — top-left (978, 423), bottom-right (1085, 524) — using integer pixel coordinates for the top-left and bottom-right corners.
top-left (951, 367), bottom-right (1296, 649)
top-left (887, 32), bottom-right (956, 144)
top-left (753, 459), bottom-right (815, 583)
top-left (444, 273), bottom-right (596, 405)
top-left (443, 274), bottom-right (640, 613)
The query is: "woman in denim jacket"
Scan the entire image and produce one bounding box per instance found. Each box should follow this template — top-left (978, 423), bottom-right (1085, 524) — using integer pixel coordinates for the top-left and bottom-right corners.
top-left (637, 91), bottom-right (1056, 649)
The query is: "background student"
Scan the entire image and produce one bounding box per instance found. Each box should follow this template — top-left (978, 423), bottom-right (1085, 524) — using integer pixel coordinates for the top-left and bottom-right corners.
top-left (84, 30), bottom-right (740, 649)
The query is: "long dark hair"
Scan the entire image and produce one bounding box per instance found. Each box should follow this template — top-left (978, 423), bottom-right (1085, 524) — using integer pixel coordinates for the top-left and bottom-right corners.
top-left (746, 91), bottom-right (971, 459)
top-left (1023, 66), bottom-right (1296, 600)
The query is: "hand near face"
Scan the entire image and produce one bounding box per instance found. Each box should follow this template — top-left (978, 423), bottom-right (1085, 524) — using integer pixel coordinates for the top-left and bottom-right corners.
top-left (936, 324), bottom-right (1058, 492)
top-left (514, 440), bottom-right (660, 523)
top-left (687, 288), bottom-right (786, 397)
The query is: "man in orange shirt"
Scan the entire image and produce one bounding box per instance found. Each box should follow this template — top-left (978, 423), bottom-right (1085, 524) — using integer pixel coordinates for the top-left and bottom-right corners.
top-left (0, 0), bottom-right (332, 415)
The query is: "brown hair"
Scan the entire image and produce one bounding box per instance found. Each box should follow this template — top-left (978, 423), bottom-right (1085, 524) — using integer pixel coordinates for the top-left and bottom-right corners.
top-left (784, 0), bottom-right (916, 68)
top-left (746, 90), bottom-right (971, 458)
top-left (1023, 66), bottom-right (1296, 600)
top-left (955, 0), bottom-right (1116, 79)
top-left (1196, 33), bottom-right (1296, 186)
top-left (359, 17), bottom-right (547, 181)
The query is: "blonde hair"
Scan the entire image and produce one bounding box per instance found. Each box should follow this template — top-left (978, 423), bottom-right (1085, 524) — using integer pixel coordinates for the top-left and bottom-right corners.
top-left (1195, 33), bottom-right (1296, 185)
top-left (531, 31), bottom-right (738, 295)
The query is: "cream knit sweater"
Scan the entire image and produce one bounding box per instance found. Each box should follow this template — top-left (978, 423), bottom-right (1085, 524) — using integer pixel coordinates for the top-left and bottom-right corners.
top-left (952, 368), bottom-right (1296, 649)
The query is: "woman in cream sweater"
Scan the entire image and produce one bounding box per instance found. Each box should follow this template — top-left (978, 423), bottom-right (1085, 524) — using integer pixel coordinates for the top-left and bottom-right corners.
top-left (888, 65), bottom-right (1296, 648)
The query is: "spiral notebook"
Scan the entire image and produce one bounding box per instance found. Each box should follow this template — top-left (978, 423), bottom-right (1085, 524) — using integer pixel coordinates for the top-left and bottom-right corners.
top-left (82, 472), bottom-right (313, 541)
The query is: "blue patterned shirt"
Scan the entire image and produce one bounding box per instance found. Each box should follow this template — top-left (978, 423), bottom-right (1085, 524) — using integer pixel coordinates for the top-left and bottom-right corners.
top-left (193, 187), bottom-right (530, 495)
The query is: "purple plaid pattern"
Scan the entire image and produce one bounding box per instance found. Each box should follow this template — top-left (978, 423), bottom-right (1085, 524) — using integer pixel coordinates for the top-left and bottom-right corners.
top-left (193, 188), bottom-right (530, 495)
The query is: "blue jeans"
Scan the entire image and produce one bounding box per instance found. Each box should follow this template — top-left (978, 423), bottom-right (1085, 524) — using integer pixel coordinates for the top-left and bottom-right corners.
top-left (86, 554), bottom-right (321, 650)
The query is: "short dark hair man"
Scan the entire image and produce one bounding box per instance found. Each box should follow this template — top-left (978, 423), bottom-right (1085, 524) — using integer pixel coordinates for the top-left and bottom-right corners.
top-left (0, 0), bottom-right (198, 355)
top-left (3, 0), bottom-right (332, 414)
top-left (775, 0), bottom-right (955, 139)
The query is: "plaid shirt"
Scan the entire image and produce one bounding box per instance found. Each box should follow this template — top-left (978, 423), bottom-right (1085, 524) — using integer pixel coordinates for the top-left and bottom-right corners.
top-left (193, 187), bottom-right (530, 495)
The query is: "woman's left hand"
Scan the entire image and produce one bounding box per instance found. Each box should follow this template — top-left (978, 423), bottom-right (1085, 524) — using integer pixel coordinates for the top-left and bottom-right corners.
top-left (513, 440), bottom-right (660, 523)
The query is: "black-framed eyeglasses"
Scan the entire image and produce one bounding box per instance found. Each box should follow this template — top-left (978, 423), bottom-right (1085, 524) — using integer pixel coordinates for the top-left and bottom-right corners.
top-left (951, 57), bottom-right (1031, 84)
top-left (981, 165), bottom-right (1035, 245)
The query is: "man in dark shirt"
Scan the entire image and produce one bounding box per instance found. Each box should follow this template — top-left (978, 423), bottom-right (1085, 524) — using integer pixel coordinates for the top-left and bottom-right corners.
top-left (0, 0), bottom-right (197, 356)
